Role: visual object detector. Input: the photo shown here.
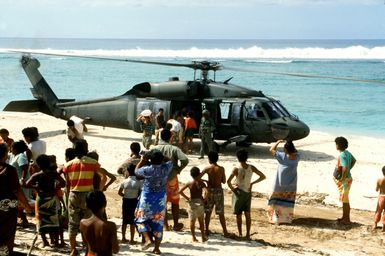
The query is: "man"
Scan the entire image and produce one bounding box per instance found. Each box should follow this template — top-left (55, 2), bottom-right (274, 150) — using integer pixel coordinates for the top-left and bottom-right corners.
top-left (80, 191), bottom-right (119, 256)
top-left (67, 116), bottom-right (87, 146)
top-left (199, 110), bottom-right (215, 159)
top-left (63, 140), bottom-right (106, 256)
top-left (152, 129), bottom-right (189, 231)
top-left (154, 108), bottom-right (166, 145)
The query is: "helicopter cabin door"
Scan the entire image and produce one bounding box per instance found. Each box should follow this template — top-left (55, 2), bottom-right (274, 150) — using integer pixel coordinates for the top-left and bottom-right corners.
top-left (244, 101), bottom-right (270, 142)
top-left (133, 99), bottom-right (171, 132)
top-left (214, 101), bottom-right (242, 140)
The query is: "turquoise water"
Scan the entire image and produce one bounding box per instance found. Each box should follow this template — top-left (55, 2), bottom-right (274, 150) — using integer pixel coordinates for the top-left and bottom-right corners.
top-left (1, 38), bottom-right (385, 137)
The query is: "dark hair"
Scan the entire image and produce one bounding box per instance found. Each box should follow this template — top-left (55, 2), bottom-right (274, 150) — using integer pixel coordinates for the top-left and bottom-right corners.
top-left (87, 151), bottom-right (99, 161)
top-left (0, 143), bottom-right (8, 159)
top-left (335, 136), bottom-right (348, 151)
top-left (86, 190), bottom-right (106, 213)
top-left (127, 163), bottom-right (136, 176)
top-left (65, 148), bottom-right (77, 161)
top-left (284, 141), bottom-right (297, 154)
top-left (130, 142), bottom-right (141, 155)
top-left (36, 154), bottom-right (52, 171)
top-left (67, 120), bottom-right (75, 126)
top-left (208, 151), bottom-right (218, 163)
top-left (187, 111), bottom-right (194, 118)
top-left (74, 139), bottom-right (88, 158)
top-left (165, 123), bottom-right (173, 131)
top-left (190, 166), bottom-right (200, 178)
top-left (236, 149), bottom-right (248, 162)
top-left (159, 108), bottom-right (164, 112)
top-left (0, 128), bottom-right (9, 135)
top-left (382, 166), bottom-right (385, 176)
top-left (12, 140), bottom-right (27, 155)
top-left (160, 129), bottom-right (172, 142)
top-left (149, 150), bottom-right (164, 165)
top-left (22, 127), bottom-right (39, 141)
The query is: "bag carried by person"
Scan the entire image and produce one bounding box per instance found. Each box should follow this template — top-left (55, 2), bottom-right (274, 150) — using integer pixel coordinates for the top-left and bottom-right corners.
top-left (333, 158), bottom-right (342, 180)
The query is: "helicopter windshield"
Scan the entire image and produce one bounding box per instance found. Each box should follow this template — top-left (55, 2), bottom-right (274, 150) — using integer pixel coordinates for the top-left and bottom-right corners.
top-left (262, 101), bottom-right (291, 120)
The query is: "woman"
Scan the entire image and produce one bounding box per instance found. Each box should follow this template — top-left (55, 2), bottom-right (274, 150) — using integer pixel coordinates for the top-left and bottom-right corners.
top-left (334, 136), bottom-right (356, 225)
top-left (135, 150), bottom-right (172, 255)
top-left (9, 140), bottom-right (31, 226)
top-left (268, 140), bottom-right (300, 224)
top-left (0, 143), bottom-right (31, 255)
top-left (26, 154), bottom-right (66, 247)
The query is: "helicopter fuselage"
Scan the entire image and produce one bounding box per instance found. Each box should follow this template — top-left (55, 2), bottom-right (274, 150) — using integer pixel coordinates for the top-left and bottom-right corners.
top-left (4, 56), bottom-right (310, 145)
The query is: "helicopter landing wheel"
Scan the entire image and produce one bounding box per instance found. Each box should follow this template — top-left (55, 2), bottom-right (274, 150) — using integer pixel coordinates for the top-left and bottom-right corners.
top-left (236, 141), bottom-right (252, 147)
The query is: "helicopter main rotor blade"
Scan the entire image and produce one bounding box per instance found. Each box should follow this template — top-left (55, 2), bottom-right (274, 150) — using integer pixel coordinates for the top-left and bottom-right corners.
top-left (223, 66), bottom-right (385, 85)
top-left (6, 50), bottom-right (222, 71)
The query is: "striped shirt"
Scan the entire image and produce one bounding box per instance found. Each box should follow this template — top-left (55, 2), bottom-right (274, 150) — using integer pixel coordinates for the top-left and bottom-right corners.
top-left (64, 156), bottom-right (100, 192)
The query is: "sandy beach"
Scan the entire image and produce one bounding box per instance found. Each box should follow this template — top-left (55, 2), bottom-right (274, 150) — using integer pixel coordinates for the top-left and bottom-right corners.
top-left (1, 111), bottom-right (384, 255)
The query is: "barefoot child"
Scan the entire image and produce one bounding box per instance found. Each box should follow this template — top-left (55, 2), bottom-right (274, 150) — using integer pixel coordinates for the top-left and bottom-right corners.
top-left (118, 163), bottom-right (143, 243)
top-left (199, 151), bottom-right (228, 237)
top-left (179, 167), bottom-right (208, 242)
top-left (373, 166), bottom-right (385, 231)
top-left (227, 149), bottom-right (266, 239)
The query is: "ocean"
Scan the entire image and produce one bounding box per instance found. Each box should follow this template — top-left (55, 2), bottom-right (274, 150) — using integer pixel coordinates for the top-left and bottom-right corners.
top-left (1, 38), bottom-right (385, 137)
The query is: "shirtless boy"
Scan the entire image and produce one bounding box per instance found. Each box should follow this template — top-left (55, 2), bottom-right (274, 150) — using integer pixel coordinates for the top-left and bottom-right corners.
top-left (80, 191), bottom-right (119, 256)
top-left (373, 166), bottom-right (385, 231)
top-left (199, 151), bottom-right (228, 237)
top-left (180, 167), bottom-right (208, 242)
top-left (227, 149), bottom-right (266, 239)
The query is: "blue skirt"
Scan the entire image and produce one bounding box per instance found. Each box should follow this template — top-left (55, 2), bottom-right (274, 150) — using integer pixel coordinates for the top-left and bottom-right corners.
top-left (135, 190), bottom-right (167, 241)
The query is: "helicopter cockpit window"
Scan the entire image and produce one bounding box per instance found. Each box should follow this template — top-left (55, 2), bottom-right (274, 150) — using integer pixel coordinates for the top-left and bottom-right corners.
top-left (219, 102), bottom-right (231, 122)
top-left (262, 102), bottom-right (290, 120)
top-left (246, 104), bottom-right (265, 120)
top-left (274, 101), bottom-right (291, 117)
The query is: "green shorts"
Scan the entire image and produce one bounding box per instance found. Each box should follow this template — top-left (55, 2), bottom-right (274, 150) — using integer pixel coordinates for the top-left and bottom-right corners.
top-left (68, 191), bottom-right (92, 236)
top-left (232, 188), bottom-right (251, 215)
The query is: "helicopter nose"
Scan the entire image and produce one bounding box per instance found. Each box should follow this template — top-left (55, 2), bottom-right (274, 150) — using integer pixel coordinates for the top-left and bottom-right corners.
top-left (286, 118), bottom-right (310, 141)
top-left (271, 118), bottom-right (310, 141)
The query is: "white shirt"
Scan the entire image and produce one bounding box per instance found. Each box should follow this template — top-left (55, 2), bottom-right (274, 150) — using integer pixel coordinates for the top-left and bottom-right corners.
top-left (29, 140), bottom-right (46, 161)
top-left (120, 176), bottom-right (143, 199)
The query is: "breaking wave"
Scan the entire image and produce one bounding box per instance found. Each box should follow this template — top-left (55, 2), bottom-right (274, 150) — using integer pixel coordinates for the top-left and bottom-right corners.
top-left (2, 45), bottom-right (385, 60)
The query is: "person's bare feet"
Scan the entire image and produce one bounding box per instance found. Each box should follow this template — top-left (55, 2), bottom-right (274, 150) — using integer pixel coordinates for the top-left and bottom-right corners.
top-left (192, 237), bottom-right (198, 242)
top-left (202, 235), bottom-right (208, 242)
top-left (173, 223), bottom-right (184, 231)
top-left (129, 240), bottom-right (137, 245)
top-left (152, 248), bottom-right (161, 254)
top-left (372, 224), bottom-right (377, 231)
top-left (382, 226), bottom-right (385, 232)
top-left (141, 240), bottom-right (152, 251)
top-left (122, 238), bottom-right (128, 243)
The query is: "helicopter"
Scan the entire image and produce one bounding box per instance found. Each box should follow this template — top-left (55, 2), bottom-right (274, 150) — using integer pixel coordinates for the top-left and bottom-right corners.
top-left (4, 54), bottom-right (311, 147)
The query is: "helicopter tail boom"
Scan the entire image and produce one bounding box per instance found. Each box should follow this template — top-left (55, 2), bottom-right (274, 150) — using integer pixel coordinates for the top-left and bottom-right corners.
top-left (19, 55), bottom-right (62, 117)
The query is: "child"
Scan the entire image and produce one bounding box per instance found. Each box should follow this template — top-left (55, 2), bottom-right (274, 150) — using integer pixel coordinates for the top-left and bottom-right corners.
top-left (118, 163), bottom-right (143, 243)
top-left (373, 166), bottom-right (385, 231)
top-left (227, 149), bottom-right (266, 239)
top-left (80, 191), bottom-right (119, 255)
top-left (179, 167), bottom-right (208, 242)
top-left (199, 151), bottom-right (228, 237)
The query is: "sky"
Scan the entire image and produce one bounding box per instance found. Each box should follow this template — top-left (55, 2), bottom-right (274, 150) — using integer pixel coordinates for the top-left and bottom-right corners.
top-left (0, 0), bottom-right (384, 39)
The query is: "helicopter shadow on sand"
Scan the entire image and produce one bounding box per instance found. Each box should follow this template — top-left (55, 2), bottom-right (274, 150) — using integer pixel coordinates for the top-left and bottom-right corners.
top-left (215, 142), bottom-right (334, 162)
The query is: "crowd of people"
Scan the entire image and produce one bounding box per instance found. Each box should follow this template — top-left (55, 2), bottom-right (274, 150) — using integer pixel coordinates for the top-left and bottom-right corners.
top-left (0, 114), bottom-right (385, 256)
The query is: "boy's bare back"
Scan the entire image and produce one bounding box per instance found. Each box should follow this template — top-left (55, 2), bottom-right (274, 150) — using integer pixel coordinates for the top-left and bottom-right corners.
top-left (80, 216), bottom-right (119, 256)
top-left (202, 164), bottom-right (226, 189)
top-left (376, 177), bottom-right (385, 195)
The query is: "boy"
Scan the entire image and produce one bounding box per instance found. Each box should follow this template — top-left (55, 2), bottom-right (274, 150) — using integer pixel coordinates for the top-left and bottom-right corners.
top-left (227, 149), bottom-right (266, 239)
top-left (118, 163), bottom-right (143, 243)
top-left (80, 191), bottom-right (119, 256)
top-left (373, 166), bottom-right (385, 231)
top-left (179, 167), bottom-right (208, 242)
top-left (199, 151), bottom-right (228, 237)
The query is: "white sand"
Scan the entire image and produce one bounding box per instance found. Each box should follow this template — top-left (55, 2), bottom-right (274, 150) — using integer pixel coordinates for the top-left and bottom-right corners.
top-left (2, 111), bottom-right (384, 255)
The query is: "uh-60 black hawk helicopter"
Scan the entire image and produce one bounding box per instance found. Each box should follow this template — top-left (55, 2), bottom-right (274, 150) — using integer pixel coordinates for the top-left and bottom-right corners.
top-left (4, 54), bottom-right (310, 147)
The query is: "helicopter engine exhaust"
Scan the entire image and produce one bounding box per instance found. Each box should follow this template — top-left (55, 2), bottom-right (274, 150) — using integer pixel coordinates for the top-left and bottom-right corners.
top-left (129, 81), bottom-right (198, 98)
